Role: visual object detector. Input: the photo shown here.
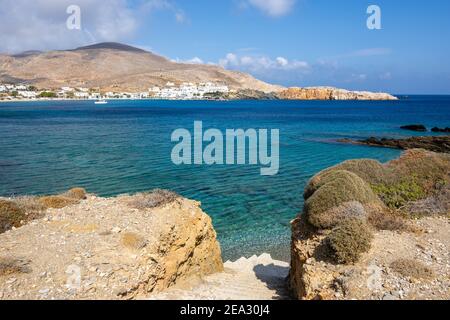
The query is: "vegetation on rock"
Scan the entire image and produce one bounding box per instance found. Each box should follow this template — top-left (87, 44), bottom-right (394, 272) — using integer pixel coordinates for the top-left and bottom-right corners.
top-left (121, 232), bottom-right (148, 250)
top-left (39, 195), bottom-right (78, 209)
top-left (371, 178), bottom-right (426, 209)
top-left (326, 219), bottom-right (373, 265)
top-left (304, 170), bottom-right (381, 229)
top-left (128, 189), bottom-right (180, 210)
top-left (64, 187), bottom-right (87, 200)
top-left (390, 259), bottom-right (435, 280)
top-left (0, 200), bottom-right (26, 234)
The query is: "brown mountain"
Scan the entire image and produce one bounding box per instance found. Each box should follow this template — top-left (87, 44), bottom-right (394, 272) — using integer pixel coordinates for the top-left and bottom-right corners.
top-left (0, 42), bottom-right (282, 93)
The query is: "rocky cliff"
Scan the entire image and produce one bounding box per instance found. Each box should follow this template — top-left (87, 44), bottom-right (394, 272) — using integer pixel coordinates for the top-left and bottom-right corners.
top-left (0, 190), bottom-right (223, 300)
top-left (289, 149), bottom-right (450, 300)
top-left (278, 87), bottom-right (397, 101)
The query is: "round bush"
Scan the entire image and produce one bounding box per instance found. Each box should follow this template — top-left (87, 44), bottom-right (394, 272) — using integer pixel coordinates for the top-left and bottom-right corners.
top-left (65, 187), bottom-right (87, 200)
top-left (305, 170), bottom-right (381, 229)
top-left (327, 218), bottom-right (373, 265)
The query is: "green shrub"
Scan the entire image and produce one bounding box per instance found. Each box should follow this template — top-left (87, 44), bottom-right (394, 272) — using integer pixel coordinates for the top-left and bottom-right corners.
top-left (327, 218), bottom-right (373, 265)
top-left (371, 178), bottom-right (426, 209)
top-left (305, 170), bottom-right (381, 229)
top-left (0, 200), bottom-right (26, 234)
top-left (328, 159), bottom-right (390, 185)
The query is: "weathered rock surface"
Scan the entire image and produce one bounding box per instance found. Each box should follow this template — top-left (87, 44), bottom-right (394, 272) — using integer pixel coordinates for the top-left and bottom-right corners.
top-left (0, 194), bottom-right (223, 300)
top-left (278, 87), bottom-right (397, 101)
top-left (338, 136), bottom-right (450, 153)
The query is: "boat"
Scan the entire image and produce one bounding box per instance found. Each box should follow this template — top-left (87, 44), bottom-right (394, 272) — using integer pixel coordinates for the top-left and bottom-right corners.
top-left (94, 99), bottom-right (108, 105)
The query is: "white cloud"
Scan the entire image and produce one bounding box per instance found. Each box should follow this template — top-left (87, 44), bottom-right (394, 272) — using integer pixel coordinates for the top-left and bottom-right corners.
top-left (219, 53), bottom-right (309, 72)
top-left (247, 0), bottom-right (296, 17)
top-left (0, 0), bottom-right (185, 53)
top-left (172, 57), bottom-right (205, 64)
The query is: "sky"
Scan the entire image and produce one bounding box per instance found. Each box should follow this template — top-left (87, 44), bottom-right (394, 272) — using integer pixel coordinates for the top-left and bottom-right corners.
top-left (0, 0), bottom-right (450, 94)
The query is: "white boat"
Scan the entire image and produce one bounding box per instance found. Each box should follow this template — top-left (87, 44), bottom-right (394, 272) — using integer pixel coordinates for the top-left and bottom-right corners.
top-left (94, 99), bottom-right (108, 105)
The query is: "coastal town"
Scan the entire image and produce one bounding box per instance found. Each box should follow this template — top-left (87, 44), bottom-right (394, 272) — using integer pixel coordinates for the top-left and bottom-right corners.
top-left (0, 82), bottom-right (231, 101)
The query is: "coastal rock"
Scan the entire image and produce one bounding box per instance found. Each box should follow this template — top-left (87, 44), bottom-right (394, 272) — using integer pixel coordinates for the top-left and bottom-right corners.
top-left (431, 127), bottom-right (450, 133)
top-left (338, 136), bottom-right (450, 153)
top-left (400, 125), bottom-right (427, 132)
top-left (0, 193), bottom-right (223, 300)
top-left (278, 87), bottom-right (397, 101)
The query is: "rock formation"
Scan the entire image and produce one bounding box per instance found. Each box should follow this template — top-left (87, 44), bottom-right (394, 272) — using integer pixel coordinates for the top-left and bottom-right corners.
top-left (289, 149), bottom-right (450, 300)
top-left (278, 87), bottom-right (397, 101)
top-left (400, 125), bottom-right (427, 132)
top-left (338, 136), bottom-right (450, 153)
top-left (0, 191), bottom-right (223, 300)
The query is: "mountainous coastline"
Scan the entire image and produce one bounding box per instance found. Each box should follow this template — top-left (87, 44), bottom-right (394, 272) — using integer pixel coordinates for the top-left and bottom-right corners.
top-left (0, 42), bottom-right (397, 100)
top-left (0, 42), bottom-right (281, 94)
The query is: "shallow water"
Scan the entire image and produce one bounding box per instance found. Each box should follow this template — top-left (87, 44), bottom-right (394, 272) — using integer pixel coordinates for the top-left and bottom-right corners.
top-left (1, 96), bottom-right (449, 261)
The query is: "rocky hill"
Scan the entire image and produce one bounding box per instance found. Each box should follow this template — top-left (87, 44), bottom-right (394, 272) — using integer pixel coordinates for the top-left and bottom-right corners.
top-left (0, 42), bottom-right (281, 93)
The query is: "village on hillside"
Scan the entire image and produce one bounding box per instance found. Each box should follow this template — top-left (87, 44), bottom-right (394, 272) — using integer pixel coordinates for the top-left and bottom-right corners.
top-left (0, 82), bottom-right (231, 101)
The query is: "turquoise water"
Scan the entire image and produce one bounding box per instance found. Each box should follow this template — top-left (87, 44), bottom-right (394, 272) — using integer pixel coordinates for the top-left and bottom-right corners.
top-left (1, 96), bottom-right (449, 261)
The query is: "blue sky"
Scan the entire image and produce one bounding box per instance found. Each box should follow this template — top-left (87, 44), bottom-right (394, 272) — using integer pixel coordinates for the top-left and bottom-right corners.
top-left (1, 0), bottom-right (450, 93)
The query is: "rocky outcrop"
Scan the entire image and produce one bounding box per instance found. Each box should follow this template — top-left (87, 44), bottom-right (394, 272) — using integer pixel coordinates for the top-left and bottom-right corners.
top-left (0, 192), bottom-right (223, 300)
top-left (338, 136), bottom-right (450, 153)
top-left (431, 127), bottom-right (450, 133)
top-left (400, 125), bottom-right (427, 132)
top-left (278, 87), bottom-right (397, 101)
top-left (289, 150), bottom-right (450, 300)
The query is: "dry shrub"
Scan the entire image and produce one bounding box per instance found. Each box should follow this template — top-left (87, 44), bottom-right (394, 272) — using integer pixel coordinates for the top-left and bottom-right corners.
top-left (390, 258), bottom-right (435, 280)
top-left (309, 201), bottom-right (367, 230)
top-left (0, 200), bottom-right (26, 234)
top-left (128, 189), bottom-right (180, 210)
top-left (305, 170), bottom-right (382, 229)
top-left (368, 209), bottom-right (408, 231)
top-left (403, 184), bottom-right (450, 216)
top-left (0, 257), bottom-right (31, 276)
top-left (64, 187), bottom-right (87, 200)
top-left (13, 196), bottom-right (46, 220)
top-left (39, 196), bottom-right (78, 209)
top-left (121, 232), bottom-right (147, 250)
top-left (326, 218), bottom-right (373, 265)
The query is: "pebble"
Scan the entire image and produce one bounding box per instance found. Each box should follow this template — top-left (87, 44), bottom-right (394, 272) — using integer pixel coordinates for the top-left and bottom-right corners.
top-left (39, 289), bottom-right (50, 295)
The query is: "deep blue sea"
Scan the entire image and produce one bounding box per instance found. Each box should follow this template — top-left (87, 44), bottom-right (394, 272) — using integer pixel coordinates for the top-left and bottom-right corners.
top-left (1, 96), bottom-right (449, 261)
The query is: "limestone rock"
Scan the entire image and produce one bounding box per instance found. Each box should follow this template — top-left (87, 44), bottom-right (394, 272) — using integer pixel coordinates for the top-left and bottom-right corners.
top-left (0, 194), bottom-right (223, 300)
top-left (278, 87), bottom-right (397, 101)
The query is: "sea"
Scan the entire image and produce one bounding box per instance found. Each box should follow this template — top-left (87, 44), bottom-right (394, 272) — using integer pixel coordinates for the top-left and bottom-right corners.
top-left (1, 96), bottom-right (449, 261)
